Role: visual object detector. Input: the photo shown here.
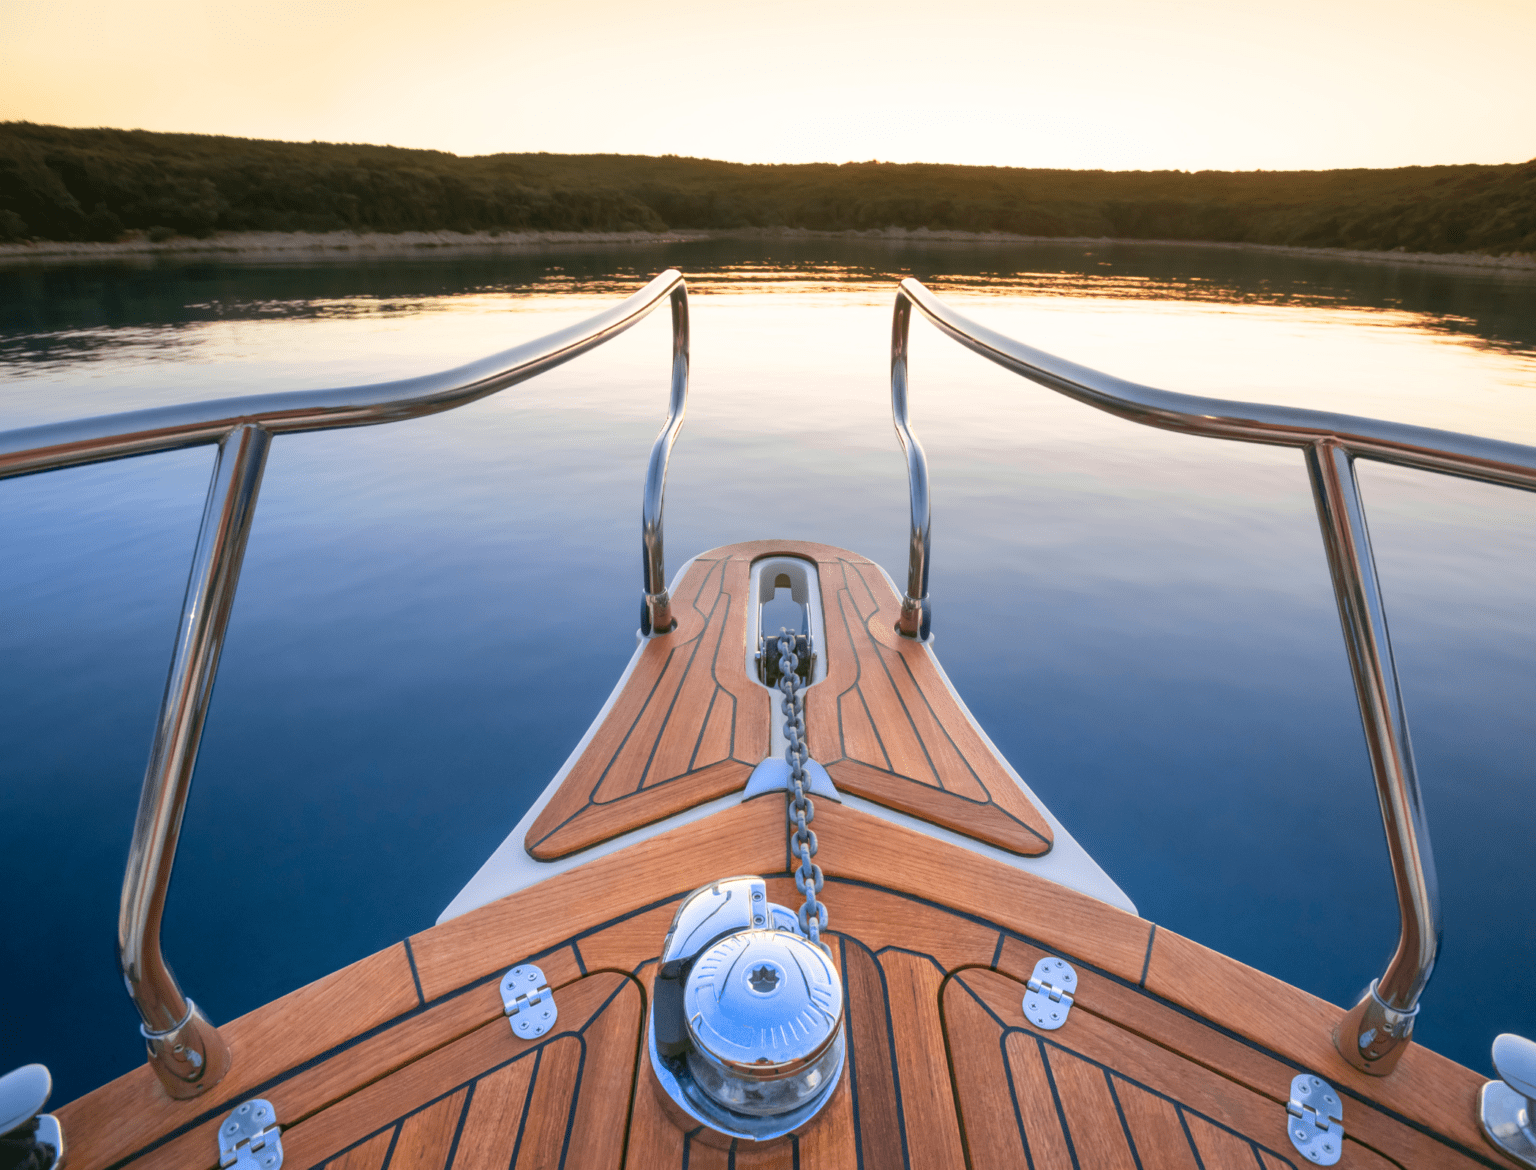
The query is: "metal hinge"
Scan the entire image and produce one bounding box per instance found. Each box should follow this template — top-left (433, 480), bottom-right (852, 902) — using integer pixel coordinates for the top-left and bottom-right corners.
top-left (219, 1099), bottom-right (283, 1170)
top-left (1287, 1074), bottom-right (1344, 1165)
top-left (1022, 956), bottom-right (1077, 1030)
top-left (501, 964), bottom-right (558, 1040)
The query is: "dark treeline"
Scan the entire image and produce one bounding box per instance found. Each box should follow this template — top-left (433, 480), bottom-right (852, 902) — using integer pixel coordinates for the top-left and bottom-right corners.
top-left (2, 123), bottom-right (1533, 255)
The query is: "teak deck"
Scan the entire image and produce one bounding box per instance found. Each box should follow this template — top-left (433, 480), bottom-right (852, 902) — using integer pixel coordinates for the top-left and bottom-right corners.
top-left (59, 802), bottom-right (1515, 1170)
top-left (55, 542), bottom-right (1516, 1170)
top-left (525, 540), bottom-right (1053, 860)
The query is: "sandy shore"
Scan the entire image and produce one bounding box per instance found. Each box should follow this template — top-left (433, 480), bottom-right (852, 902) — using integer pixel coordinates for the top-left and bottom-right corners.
top-left (0, 226), bottom-right (1531, 273)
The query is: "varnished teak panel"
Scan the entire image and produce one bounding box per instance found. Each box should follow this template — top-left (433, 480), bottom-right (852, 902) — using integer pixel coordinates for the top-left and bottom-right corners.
top-left (523, 540), bottom-right (1053, 860)
top-left (805, 549), bottom-right (1053, 856)
top-left (60, 801), bottom-right (1514, 1170)
top-left (524, 551), bottom-right (768, 859)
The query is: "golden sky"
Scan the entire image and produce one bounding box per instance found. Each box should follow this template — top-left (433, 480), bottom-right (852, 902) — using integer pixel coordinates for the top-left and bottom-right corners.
top-left (3, 0), bottom-right (1532, 170)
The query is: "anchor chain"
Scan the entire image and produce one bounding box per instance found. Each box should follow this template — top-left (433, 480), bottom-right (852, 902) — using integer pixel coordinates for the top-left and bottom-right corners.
top-left (776, 631), bottom-right (827, 947)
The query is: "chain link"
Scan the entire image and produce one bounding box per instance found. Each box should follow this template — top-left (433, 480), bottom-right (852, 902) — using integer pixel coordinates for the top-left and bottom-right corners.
top-left (776, 631), bottom-right (827, 947)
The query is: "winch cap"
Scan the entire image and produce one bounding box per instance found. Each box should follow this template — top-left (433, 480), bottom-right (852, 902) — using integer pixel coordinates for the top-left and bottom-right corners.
top-left (684, 929), bottom-right (842, 1079)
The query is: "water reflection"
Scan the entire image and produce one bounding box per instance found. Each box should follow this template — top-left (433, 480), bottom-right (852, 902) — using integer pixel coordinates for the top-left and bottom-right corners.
top-left (2, 239), bottom-right (1533, 376)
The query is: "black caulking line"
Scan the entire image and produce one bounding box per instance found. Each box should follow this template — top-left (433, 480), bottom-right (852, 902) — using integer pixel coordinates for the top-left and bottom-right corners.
top-left (838, 936), bottom-right (867, 1170)
top-left (379, 1120), bottom-right (403, 1170)
top-left (312, 1117), bottom-right (400, 1169)
top-left (999, 1030), bottom-right (1039, 1170)
top-left (509, 1045), bottom-right (543, 1168)
top-left (441, 1081), bottom-right (475, 1170)
top-left (404, 936), bottom-right (426, 1007)
top-left (1176, 1104), bottom-right (1210, 1170)
top-left (1104, 1070), bottom-right (1147, 1170)
top-left (1038, 1033), bottom-right (1083, 1170)
top-left (635, 588), bottom-right (717, 789)
top-left (870, 940), bottom-right (913, 1170)
top-left (1140, 924), bottom-right (1157, 988)
top-left (555, 1036), bottom-right (589, 1169)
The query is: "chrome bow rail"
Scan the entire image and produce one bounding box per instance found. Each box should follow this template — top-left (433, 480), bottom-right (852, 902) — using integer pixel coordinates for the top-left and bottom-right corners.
top-left (891, 276), bottom-right (1536, 1077)
top-left (0, 269), bottom-right (690, 1098)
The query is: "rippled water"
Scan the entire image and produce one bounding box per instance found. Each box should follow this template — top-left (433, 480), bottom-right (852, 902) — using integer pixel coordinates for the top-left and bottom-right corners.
top-left (3, 239), bottom-right (1533, 1101)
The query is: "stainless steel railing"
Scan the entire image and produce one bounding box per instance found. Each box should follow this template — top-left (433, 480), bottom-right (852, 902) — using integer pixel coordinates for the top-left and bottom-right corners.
top-left (891, 275), bottom-right (1536, 1077)
top-left (890, 292), bottom-right (932, 640)
top-left (0, 269), bottom-right (691, 1098)
top-left (641, 281), bottom-right (690, 635)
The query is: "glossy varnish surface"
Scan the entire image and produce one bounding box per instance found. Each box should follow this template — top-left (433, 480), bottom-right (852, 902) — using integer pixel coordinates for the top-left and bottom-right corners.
top-left (523, 547), bottom-right (769, 860)
top-left (524, 540), bottom-right (1052, 860)
top-left (802, 545), bottom-right (1053, 856)
top-left (59, 801), bottom-right (1516, 1170)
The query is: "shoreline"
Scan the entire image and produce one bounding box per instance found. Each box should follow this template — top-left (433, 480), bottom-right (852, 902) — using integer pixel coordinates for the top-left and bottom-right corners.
top-left (1, 226), bottom-right (1532, 273)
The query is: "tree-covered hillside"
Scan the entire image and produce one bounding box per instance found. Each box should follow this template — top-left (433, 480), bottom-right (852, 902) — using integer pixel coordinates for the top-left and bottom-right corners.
top-left (2, 123), bottom-right (1532, 255)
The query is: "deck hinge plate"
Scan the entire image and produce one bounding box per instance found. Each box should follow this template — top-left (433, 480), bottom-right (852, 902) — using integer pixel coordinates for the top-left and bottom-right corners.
top-left (1287, 1074), bottom-right (1344, 1165)
top-left (501, 963), bottom-right (558, 1039)
top-left (219, 1099), bottom-right (283, 1170)
top-left (1022, 956), bottom-right (1077, 1030)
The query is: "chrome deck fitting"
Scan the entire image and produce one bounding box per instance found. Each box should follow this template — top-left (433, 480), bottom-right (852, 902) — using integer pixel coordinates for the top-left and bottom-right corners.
top-left (0, 1064), bottom-right (63, 1170)
top-left (1481, 1033), bottom-right (1536, 1168)
top-left (648, 877), bottom-right (845, 1143)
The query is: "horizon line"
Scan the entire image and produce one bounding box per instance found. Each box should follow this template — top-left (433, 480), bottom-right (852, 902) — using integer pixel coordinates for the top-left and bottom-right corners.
top-left (5, 121), bottom-right (1531, 177)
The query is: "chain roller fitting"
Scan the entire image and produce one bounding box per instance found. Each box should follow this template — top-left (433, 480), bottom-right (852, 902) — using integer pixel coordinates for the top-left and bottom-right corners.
top-left (777, 632), bottom-right (828, 946)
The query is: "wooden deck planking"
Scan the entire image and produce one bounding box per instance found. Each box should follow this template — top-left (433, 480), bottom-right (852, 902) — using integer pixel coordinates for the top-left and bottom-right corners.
top-left (805, 550), bottom-right (1055, 856)
top-left (386, 1089), bottom-right (467, 1170)
top-left (994, 933), bottom-right (1490, 1170)
top-left (1143, 924), bottom-right (1511, 1166)
top-left (1045, 1048), bottom-right (1141, 1170)
top-left (322, 1129), bottom-right (394, 1170)
top-left (52, 943), bottom-right (421, 1170)
top-left (524, 551), bottom-right (768, 860)
top-left (520, 540), bottom-right (1054, 862)
top-left (877, 949), bottom-right (968, 1170)
top-left (448, 1060), bottom-right (537, 1170)
top-left (61, 801), bottom-right (1516, 1170)
top-left (836, 939), bottom-right (905, 1170)
top-left (948, 966), bottom-right (1403, 1170)
top-left (1113, 1080), bottom-right (1205, 1170)
top-left (273, 972), bottom-right (639, 1170)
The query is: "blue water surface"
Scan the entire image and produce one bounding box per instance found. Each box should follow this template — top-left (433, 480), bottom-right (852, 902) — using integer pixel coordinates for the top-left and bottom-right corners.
top-left (2, 239), bottom-right (1533, 1101)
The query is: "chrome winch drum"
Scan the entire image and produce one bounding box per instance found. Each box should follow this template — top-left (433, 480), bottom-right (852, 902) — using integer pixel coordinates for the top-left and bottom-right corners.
top-left (649, 877), bottom-right (845, 1141)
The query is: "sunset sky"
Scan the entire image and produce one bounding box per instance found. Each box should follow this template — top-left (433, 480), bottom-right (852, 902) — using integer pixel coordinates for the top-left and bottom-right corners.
top-left (3, 0), bottom-right (1532, 171)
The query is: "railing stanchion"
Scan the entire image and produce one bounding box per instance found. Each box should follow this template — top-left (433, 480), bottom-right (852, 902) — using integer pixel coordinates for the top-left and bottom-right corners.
top-left (118, 422), bottom-right (271, 1097)
top-left (891, 288), bottom-right (931, 639)
top-left (641, 279), bottom-right (690, 636)
top-left (1305, 439), bottom-right (1441, 1076)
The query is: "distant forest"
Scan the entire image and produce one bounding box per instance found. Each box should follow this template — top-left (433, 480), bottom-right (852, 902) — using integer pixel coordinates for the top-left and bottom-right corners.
top-left (2, 123), bottom-right (1533, 256)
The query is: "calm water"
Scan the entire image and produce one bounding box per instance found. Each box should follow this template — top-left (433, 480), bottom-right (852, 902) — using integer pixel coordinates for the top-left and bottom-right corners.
top-left (3, 240), bottom-right (1534, 1102)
